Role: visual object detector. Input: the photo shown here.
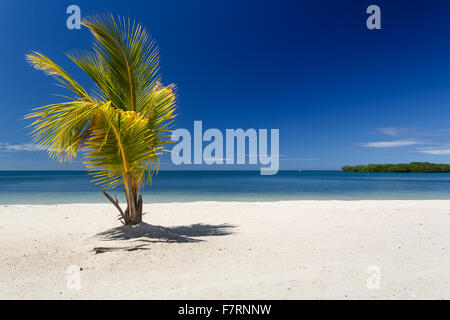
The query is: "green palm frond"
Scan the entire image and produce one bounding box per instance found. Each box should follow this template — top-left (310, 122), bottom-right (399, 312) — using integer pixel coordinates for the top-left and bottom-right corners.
top-left (25, 14), bottom-right (177, 196)
top-left (82, 104), bottom-right (163, 189)
top-left (26, 52), bottom-right (93, 102)
top-left (74, 14), bottom-right (160, 112)
top-left (66, 52), bottom-right (110, 103)
top-left (25, 100), bottom-right (101, 161)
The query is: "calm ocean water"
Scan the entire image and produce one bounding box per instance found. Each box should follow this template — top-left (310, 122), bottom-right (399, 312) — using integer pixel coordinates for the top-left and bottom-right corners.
top-left (1, 170), bottom-right (450, 204)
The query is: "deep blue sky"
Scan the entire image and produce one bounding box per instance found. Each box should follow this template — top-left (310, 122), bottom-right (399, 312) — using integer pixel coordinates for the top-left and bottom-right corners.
top-left (1, 0), bottom-right (450, 170)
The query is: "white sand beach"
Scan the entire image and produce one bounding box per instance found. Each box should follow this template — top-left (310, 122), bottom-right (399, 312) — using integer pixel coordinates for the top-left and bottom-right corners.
top-left (0, 200), bottom-right (449, 299)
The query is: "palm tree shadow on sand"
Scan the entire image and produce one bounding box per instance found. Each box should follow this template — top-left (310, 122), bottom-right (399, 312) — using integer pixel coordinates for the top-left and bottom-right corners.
top-left (93, 221), bottom-right (236, 254)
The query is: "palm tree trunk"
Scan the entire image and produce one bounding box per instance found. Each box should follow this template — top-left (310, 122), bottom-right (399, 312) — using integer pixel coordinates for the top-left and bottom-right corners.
top-left (124, 192), bottom-right (143, 224)
top-left (125, 175), bottom-right (136, 224)
top-left (103, 173), bottom-right (143, 225)
top-left (137, 194), bottom-right (143, 221)
top-left (124, 173), bottom-right (143, 225)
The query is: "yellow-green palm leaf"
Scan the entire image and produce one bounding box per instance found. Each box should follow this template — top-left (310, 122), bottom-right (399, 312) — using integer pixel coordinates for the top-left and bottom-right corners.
top-left (25, 14), bottom-right (176, 197)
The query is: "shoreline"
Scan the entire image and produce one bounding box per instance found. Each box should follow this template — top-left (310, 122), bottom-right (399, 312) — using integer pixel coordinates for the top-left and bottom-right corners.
top-left (1, 200), bottom-right (449, 299)
top-left (3, 198), bottom-right (450, 206)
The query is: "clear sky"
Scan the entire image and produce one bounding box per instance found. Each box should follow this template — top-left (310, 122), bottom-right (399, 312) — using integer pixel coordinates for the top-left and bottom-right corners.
top-left (1, 0), bottom-right (450, 170)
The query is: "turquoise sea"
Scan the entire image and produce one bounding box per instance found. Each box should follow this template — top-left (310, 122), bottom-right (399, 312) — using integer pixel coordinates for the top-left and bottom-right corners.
top-left (1, 170), bottom-right (450, 204)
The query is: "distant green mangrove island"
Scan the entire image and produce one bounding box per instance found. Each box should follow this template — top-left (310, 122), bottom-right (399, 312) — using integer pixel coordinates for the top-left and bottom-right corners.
top-left (342, 162), bottom-right (450, 173)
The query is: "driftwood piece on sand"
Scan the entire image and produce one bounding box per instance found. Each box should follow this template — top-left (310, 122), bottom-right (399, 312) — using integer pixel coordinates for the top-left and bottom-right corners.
top-left (93, 244), bottom-right (150, 254)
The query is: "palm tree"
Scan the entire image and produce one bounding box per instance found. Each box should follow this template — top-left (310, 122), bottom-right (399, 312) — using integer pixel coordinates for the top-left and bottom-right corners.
top-left (25, 14), bottom-right (176, 225)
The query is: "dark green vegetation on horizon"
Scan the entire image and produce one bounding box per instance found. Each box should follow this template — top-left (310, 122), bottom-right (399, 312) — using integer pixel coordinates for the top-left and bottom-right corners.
top-left (342, 162), bottom-right (450, 173)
